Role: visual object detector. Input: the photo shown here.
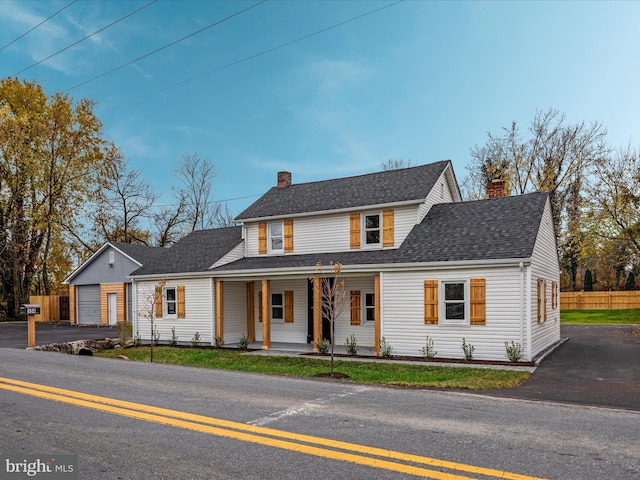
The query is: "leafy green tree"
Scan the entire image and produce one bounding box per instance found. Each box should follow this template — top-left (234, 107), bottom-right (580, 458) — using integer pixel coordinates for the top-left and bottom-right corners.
top-left (0, 78), bottom-right (107, 319)
top-left (625, 272), bottom-right (636, 291)
top-left (583, 269), bottom-right (593, 291)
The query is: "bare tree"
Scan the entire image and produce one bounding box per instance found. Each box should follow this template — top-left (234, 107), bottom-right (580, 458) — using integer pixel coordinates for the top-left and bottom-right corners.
top-left (381, 158), bottom-right (414, 171)
top-left (175, 153), bottom-right (217, 231)
top-left (153, 192), bottom-right (188, 247)
top-left (136, 279), bottom-right (165, 363)
top-left (587, 146), bottom-right (640, 259)
top-left (89, 147), bottom-right (157, 245)
top-left (315, 261), bottom-right (348, 377)
top-left (211, 202), bottom-right (237, 228)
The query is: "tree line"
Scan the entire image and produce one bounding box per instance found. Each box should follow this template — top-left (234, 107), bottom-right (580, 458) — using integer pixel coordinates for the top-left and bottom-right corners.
top-left (0, 78), bottom-right (233, 320)
top-left (463, 108), bottom-right (640, 292)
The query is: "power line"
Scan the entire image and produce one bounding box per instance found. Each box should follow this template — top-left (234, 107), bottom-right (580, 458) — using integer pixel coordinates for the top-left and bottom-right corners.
top-left (64, 0), bottom-right (267, 93)
top-left (108, 0), bottom-right (405, 103)
top-left (0, 0), bottom-right (77, 53)
top-left (12, 0), bottom-right (158, 76)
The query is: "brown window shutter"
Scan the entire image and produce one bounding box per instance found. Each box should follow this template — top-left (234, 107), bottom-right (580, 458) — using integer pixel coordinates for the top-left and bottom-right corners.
top-left (350, 213), bottom-right (360, 249)
top-left (350, 291), bottom-right (361, 325)
top-left (177, 285), bottom-right (185, 319)
top-left (284, 219), bottom-right (294, 253)
top-left (537, 278), bottom-right (542, 323)
top-left (258, 222), bottom-right (267, 254)
top-left (424, 280), bottom-right (438, 324)
top-left (284, 290), bottom-right (294, 323)
top-left (470, 278), bottom-right (486, 325)
top-left (155, 286), bottom-right (162, 318)
top-left (258, 292), bottom-right (263, 323)
top-left (382, 209), bottom-right (394, 247)
top-left (543, 280), bottom-right (548, 322)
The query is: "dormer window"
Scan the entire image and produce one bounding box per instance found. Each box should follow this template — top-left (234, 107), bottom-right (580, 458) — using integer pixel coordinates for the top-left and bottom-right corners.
top-left (269, 222), bottom-right (283, 252)
top-left (364, 213), bottom-right (381, 246)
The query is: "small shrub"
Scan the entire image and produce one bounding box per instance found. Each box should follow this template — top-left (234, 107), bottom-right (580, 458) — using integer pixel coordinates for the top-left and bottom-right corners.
top-left (153, 329), bottom-right (161, 346)
top-left (214, 335), bottom-right (224, 349)
top-left (168, 327), bottom-right (178, 347)
top-left (505, 341), bottom-right (523, 362)
top-left (133, 334), bottom-right (141, 347)
top-left (191, 332), bottom-right (201, 347)
top-left (345, 334), bottom-right (358, 356)
top-left (315, 339), bottom-right (329, 354)
top-left (237, 334), bottom-right (249, 351)
top-left (379, 336), bottom-right (393, 358)
top-left (419, 335), bottom-right (437, 360)
top-left (461, 338), bottom-right (475, 361)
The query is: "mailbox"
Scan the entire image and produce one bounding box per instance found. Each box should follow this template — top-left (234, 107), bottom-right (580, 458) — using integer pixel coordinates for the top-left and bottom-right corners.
top-left (20, 304), bottom-right (41, 315)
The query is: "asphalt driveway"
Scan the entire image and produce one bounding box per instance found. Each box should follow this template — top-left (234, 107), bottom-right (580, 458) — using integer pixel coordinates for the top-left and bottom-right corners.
top-left (484, 324), bottom-right (640, 411)
top-left (0, 322), bottom-right (118, 349)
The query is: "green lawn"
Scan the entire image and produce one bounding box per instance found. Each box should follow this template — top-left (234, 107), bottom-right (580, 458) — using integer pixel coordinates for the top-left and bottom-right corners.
top-left (560, 309), bottom-right (640, 324)
top-left (95, 347), bottom-right (530, 390)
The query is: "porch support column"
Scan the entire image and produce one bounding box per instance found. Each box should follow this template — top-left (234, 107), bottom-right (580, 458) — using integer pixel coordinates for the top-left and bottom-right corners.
top-left (374, 274), bottom-right (381, 356)
top-left (215, 280), bottom-right (224, 343)
top-left (313, 277), bottom-right (322, 352)
top-left (261, 279), bottom-right (271, 349)
top-left (246, 282), bottom-right (255, 342)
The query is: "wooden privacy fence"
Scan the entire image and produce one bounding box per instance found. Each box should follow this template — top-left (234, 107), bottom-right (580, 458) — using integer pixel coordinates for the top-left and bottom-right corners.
top-left (28, 295), bottom-right (70, 322)
top-left (561, 291), bottom-right (640, 310)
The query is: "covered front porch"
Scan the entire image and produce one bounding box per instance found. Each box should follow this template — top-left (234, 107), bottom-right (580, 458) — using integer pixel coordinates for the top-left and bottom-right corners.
top-left (213, 274), bottom-right (381, 355)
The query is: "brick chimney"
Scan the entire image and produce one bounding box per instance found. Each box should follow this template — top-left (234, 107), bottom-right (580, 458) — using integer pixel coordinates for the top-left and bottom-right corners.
top-left (277, 171), bottom-right (292, 189)
top-left (488, 179), bottom-right (505, 198)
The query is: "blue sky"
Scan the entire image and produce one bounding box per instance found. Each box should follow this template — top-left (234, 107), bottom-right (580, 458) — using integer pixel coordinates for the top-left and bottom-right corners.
top-left (1, 0), bottom-right (639, 216)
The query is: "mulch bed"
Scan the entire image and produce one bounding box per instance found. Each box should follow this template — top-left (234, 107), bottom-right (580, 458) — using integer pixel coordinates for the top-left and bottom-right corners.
top-left (303, 352), bottom-right (535, 367)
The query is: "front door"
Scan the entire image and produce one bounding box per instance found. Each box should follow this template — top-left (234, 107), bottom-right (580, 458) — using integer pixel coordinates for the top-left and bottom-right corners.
top-left (107, 293), bottom-right (117, 325)
top-left (307, 278), bottom-right (332, 343)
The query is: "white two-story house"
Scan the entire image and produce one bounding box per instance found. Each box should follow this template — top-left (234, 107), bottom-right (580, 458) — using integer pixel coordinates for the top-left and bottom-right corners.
top-left (130, 161), bottom-right (560, 362)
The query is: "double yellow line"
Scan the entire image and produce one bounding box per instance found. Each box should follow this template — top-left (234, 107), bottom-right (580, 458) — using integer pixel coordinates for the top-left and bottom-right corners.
top-left (0, 376), bottom-right (545, 480)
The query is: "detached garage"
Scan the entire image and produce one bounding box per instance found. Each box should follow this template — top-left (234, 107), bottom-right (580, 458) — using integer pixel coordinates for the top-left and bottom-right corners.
top-left (64, 242), bottom-right (162, 325)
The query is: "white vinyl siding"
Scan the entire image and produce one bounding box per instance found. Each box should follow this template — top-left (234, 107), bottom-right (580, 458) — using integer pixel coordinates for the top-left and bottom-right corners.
top-left (334, 276), bottom-right (375, 347)
top-left (252, 279), bottom-right (308, 343)
top-left (134, 278), bottom-right (213, 344)
top-left (211, 241), bottom-right (245, 269)
top-left (245, 206), bottom-right (418, 256)
top-left (419, 169), bottom-right (456, 223)
top-left (383, 266), bottom-right (524, 361)
top-left (220, 281), bottom-right (247, 344)
top-left (529, 198), bottom-right (561, 358)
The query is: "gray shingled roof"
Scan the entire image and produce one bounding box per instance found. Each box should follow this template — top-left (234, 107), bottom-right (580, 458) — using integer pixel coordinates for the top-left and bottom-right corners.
top-left (214, 192), bottom-right (549, 272)
top-left (131, 226), bottom-right (242, 276)
top-left (235, 161), bottom-right (451, 220)
top-left (111, 242), bottom-right (164, 265)
top-left (395, 192), bottom-right (550, 263)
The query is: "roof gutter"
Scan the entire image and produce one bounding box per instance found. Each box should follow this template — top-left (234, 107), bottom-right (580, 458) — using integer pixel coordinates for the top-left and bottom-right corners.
top-left (206, 257), bottom-right (532, 279)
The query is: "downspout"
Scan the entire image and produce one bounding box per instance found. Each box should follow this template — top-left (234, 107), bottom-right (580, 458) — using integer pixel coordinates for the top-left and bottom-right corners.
top-left (526, 264), bottom-right (533, 361)
top-left (519, 262), bottom-right (525, 353)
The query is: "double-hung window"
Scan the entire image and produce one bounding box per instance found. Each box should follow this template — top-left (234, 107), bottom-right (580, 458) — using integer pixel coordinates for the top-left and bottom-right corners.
top-left (364, 213), bottom-right (381, 246)
top-left (443, 281), bottom-right (466, 323)
top-left (269, 222), bottom-right (283, 253)
top-left (271, 293), bottom-right (283, 320)
top-left (365, 293), bottom-right (375, 322)
top-left (165, 287), bottom-right (177, 316)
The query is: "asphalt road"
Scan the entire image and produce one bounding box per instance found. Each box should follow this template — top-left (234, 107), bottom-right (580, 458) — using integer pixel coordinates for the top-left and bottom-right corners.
top-left (1, 348), bottom-right (638, 480)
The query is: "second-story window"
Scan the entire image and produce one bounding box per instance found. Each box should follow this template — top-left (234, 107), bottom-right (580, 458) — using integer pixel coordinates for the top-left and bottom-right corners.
top-left (364, 213), bottom-right (381, 246)
top-left (269, 222), bottom-right (283, 252)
